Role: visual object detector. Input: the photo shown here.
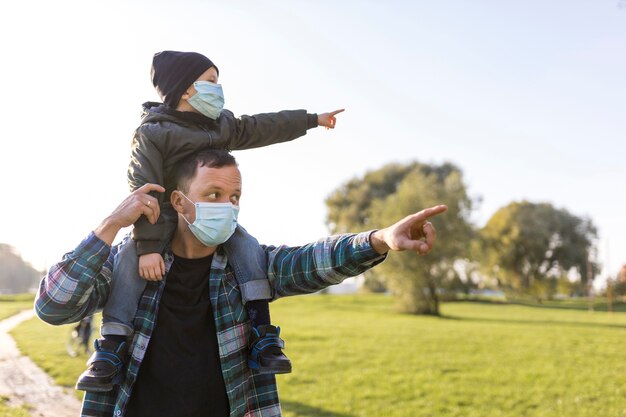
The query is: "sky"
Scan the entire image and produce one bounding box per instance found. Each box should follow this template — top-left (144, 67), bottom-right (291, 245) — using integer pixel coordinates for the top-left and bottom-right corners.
top-left (0, 0), bottom-right (624, 289)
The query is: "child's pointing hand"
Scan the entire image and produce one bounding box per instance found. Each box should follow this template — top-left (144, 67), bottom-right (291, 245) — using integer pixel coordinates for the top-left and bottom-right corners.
top-left (318, 108), bottom-right (345, 129)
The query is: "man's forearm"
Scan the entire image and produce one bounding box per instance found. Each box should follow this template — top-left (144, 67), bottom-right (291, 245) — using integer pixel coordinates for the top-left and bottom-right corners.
top-left (267, 232), bottom-right (387, 300)
top-left (94, 215), bottom-right (125, 246)
top-left (34, 232), bottom-right (113, 325)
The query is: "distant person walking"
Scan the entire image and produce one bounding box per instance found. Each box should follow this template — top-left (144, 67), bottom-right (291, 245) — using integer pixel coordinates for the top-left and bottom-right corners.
top-left (67, 316), bottom-right (92, 357)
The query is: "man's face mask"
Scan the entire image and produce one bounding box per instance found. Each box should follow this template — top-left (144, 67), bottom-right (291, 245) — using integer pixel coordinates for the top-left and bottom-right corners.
top-left (187, 81), bottom-right (225, 120)
top-left (179, 192), bottom-right (239, 246)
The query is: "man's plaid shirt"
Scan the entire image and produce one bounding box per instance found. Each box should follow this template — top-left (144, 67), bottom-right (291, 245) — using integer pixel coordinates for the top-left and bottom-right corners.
top-left (35, 231), bottom-right (386, 417)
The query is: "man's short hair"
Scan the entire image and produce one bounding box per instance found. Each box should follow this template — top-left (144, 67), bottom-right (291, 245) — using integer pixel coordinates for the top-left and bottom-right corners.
top-left (175, 149), bottom-right (237, 192)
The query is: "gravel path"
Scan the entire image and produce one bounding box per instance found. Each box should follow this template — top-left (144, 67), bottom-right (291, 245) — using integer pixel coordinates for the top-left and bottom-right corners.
top-left (0, 310), bottom-right (82, 417)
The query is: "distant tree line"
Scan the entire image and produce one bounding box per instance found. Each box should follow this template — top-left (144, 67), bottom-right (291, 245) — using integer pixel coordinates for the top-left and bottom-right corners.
top-left (0, 244), bottom-right (42, 294)
top-left (325, 161), bottom-right (601, 315)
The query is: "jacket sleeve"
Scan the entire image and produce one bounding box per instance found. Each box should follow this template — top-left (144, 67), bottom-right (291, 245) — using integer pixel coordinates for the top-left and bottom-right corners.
top-left (127, 125), bottom-right (167, 255)
top-left (264, 231), bottom-right (387, 299)
top-left (34, 233), bottom-right (114, 325)
top-left (218, 109), bottom-right (314, 150)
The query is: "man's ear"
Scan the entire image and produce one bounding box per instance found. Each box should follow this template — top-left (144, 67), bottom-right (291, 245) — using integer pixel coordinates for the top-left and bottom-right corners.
top-left (171, 190), bottom-right (185, 213)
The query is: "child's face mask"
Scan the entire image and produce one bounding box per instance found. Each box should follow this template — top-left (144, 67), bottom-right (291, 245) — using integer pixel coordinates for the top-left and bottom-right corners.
top-left (187, 81), bottom-right (225, 119)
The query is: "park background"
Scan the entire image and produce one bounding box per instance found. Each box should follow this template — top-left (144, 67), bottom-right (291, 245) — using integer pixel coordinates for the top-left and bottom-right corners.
top-left (0, 0), bottom-right (625, 283)
top-left (0, 1), bottom-right (625, 416)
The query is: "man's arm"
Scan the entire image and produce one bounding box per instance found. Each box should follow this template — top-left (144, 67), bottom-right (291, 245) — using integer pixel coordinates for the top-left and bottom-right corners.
top-left (34, 233), bottom-right (116, 325)
top-left (34, 184), bottom-right (164, 325)
top-left (265, 231), bottom-right (387, 299)
top-left (266, 205), bottom-right (448, 299)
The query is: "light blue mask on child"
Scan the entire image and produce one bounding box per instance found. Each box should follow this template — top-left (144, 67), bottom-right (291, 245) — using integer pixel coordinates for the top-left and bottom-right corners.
top-left (187, 81), bottom-right (225, 120)
top-left (180, 193), bottom-right (239, 246)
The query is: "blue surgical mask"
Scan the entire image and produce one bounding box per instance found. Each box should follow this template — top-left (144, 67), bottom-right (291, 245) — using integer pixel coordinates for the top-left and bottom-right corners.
top-left (187, 81), bottom-right (225, 120)
top-left (179, 192), bottom-right (239, 246)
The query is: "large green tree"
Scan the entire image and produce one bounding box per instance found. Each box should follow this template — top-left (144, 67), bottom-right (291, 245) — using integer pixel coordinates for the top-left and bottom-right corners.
top-left (478, 201), bottom-right (598, 297)
top-left (326, 161), bottom-right (474, 315)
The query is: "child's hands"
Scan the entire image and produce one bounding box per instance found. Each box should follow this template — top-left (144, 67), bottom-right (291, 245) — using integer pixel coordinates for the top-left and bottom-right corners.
top-left (318, 109), bottom-right (345, 129)
top-left (139, 253), bottom-right (165, 281)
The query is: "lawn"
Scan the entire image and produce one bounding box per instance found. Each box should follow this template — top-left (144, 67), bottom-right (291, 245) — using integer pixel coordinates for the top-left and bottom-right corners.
top-left (9, 295), bottom-right (626, 417)
top-left (0, 294), bottom-right (35, 320)
top-left (0, 396), bottom-right (30, 417)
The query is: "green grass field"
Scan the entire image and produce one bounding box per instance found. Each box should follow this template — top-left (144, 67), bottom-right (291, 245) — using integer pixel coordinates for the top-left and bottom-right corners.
top-left (0, 294), bottom-right (34, 320)
top-left (7, 295), bottom-right (626, 417)
top-left (0, 396), bottom-right (30, 417)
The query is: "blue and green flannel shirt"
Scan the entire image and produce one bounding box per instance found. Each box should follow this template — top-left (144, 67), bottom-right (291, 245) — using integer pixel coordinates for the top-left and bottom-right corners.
top-left (34, 231), bottom-right (386, 417)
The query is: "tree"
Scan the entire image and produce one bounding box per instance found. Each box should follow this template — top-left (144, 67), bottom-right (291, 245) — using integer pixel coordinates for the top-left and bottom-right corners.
top-left (0, 243), bottom-right (42, 294)
top-left (326, 161), bottom-right (474, 314)
top-left (611, 264), bottom-right (626, 297)
top-left (478, 201), bottom-right (598, 298)
top-left (326, 163), bottom-right (419, 293)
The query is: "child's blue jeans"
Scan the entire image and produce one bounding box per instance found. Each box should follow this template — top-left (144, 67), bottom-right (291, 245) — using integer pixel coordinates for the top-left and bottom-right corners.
top-left (101, 224), bottom-right (270, 336)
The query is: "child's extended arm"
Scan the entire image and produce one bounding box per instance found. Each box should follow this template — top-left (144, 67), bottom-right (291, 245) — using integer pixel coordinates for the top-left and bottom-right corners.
top-left (218, 108), bottom-right (344, 150)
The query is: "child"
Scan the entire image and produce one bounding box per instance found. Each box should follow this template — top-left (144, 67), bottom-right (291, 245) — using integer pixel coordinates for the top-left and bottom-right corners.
top-left (76, 50), bottom-right (343, 392)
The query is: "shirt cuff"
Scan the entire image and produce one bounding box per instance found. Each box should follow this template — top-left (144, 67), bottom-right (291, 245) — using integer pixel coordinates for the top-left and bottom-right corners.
top-left (353, 230), bottom-right (388, 263)
top-left (307, 113), bottom-right (318, 129)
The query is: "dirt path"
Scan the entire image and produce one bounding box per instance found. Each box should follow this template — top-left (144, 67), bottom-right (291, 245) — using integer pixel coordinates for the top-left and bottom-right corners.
top-left (0, 310), bottom-right (82, 417)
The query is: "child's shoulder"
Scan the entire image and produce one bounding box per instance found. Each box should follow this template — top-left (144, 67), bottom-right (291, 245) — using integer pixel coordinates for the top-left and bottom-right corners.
top-left (134, 110), bottom-right (223, 143)
top-left (136, 105), bottom-right (189, 131)
top-left (135, 117), bottom-right (192, 142)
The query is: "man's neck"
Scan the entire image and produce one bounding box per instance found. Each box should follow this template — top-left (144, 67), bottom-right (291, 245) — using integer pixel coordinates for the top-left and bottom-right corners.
top-left (170, 225), bottom-right (218, 259)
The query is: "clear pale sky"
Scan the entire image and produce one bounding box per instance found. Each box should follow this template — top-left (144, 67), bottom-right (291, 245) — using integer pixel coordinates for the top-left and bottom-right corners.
top-left (0, 1), bottom-right (624, 289)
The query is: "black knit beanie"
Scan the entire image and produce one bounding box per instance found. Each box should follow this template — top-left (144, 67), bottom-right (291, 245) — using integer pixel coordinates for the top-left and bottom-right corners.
top-left (151, 51), bottom-right (219, 108)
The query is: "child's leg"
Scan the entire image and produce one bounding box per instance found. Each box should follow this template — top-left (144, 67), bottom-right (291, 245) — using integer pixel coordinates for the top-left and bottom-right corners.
top-left (100, 204), bottom-right (176, 335)
top-left (223, 225), bottom-right (291, 374)
top-left (223, 225), bottom-right (271, 306)
top-left (76, 239), bottom-right (146, 392)
top-left (102, 239), bottom-right (146, 336)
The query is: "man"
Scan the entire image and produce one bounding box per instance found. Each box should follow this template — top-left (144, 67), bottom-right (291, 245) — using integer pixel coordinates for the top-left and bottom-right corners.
top-left (35, 149), bottom-right (447, 417)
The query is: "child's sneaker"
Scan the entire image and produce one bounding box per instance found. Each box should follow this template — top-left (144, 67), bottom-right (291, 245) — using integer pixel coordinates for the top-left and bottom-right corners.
top-left (75, 338), bottom-right (127, 392)
top-left (248, 325), bottom-right (292, 374)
